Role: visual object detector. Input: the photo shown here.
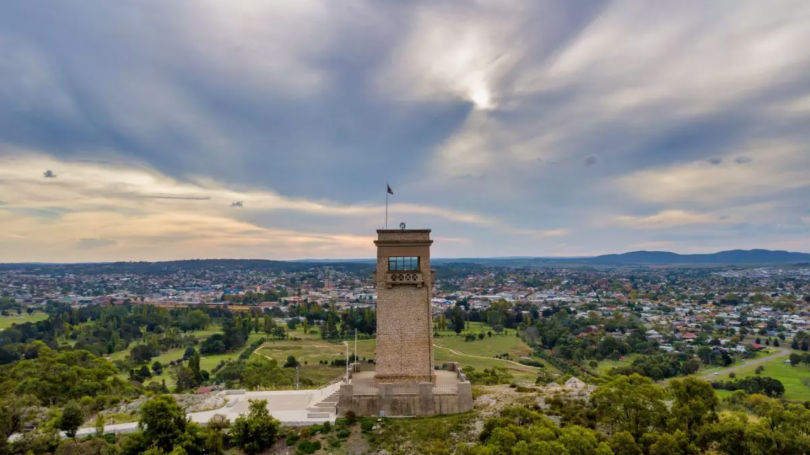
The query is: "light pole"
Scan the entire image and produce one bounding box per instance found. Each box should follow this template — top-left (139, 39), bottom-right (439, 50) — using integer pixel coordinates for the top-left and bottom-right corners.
top-left (343, 341), bottom-right (349, 383)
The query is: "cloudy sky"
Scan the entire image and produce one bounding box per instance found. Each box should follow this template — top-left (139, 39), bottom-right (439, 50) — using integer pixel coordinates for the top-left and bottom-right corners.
top-left (2, 0), bottom-right (810, 262)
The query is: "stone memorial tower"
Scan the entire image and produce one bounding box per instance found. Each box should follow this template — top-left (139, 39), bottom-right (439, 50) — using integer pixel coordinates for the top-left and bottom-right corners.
top-left (373, 229), bottom-right (435, 383)
top-left (335, 227), bottom-right (472, 417)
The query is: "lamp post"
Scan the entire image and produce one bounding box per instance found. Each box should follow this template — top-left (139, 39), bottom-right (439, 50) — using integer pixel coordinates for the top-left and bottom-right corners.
top-left (343, 341), bottom-right (349, 383)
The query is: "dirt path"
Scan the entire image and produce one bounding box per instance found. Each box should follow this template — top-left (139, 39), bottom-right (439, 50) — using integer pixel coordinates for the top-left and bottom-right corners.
top-left (433, 344), bottom-right (540, 373)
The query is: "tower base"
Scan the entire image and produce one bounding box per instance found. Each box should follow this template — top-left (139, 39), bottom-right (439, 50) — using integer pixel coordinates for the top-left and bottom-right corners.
top-left (337, 363), bottom-right (473, 417)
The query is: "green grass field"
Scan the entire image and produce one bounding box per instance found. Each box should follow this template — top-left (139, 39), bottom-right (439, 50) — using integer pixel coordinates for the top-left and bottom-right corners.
top-left (596, 355), bottom-right (638, 373)
top-left (251, 323), bottom-right (546, 384)
top-left (0, 312), bottom-right (49, 329)
top-left (712, 355), bottom-right (810, 402)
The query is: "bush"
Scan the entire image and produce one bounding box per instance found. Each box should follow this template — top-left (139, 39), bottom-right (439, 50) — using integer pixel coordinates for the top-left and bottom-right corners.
top-left (297, 440), bottom-right (322, 454)
top-left (729, 372), bottom-right (736, 379)
top-left (286, 433), bottom-right (300, 446)
top-left (322, 421), bottom-right (332, 433)
top-left (344, 410), bottom-right (357, 424)
top-left (360, 418), bottom-right (374, 432)
top-left (337, 429), bottom-right (351, 439)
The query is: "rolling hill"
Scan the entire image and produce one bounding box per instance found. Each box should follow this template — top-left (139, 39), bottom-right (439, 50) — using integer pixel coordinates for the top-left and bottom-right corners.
top-left (587, 249), bottom-right (810, 265)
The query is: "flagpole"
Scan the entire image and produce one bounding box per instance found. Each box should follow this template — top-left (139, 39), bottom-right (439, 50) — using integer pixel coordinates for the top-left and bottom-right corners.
top-left (385, 183), bottom-right (388, 229)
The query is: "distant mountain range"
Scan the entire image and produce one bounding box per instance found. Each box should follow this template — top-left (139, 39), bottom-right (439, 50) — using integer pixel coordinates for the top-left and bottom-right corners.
top-left (2, 250), bottom-right (809, 270)
top-left (585, 249), bottom-right (810, 265)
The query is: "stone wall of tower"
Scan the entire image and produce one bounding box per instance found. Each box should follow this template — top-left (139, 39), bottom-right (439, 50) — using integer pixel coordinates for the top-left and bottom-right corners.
top-left (374, 230), bottom-right (435, 383)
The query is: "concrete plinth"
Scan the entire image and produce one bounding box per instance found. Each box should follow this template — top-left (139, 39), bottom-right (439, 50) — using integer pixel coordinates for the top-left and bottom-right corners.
top-left (337, 363), bottom-right (473, 417)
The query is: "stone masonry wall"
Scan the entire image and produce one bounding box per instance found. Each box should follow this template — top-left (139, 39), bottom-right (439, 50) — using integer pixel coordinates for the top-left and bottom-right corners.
top-left (374, 230), bottom-right (435, 383)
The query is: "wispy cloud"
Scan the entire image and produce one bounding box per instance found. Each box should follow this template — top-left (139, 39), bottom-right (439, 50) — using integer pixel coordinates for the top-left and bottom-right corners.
top-left (614, 210), bottom-right (730, 229)
top-left (1, 1), bottom-right (810, 259)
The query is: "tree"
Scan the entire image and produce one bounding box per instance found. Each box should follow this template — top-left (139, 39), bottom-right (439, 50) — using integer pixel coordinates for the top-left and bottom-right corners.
top-left (130, 344), bottom-right (156, 364)
top-left (667, 377), bottom-right (718, 438)
top-left (0, 395), bottom-right (39, 440)
top-left (452, 306), bottom-right (465, 334)
top-left (230, 399), bottom-right (280, 455)
top-left (59, 401), bottom-right (84, 441)
top-left (139, 395), bottom-right (188, 453)
top-left (697, 346), bottom-right (712, 364)
top-left (284, 355), bottom-right (299, 368)
top-left (188, 350), bottom-right (203, 383)
top-left (591, 374), bottom-right (668, 439)
top-left (206, 414), bottom-right (230, 455)
top-left (95, 412), bottom-right (105, 437)
top-left (152, 361), bottom-right (163, 375)
top-left (138, 365), bottom-right (152, 380)
top-left (608, 431), bottom-right (642, 455)
top-left (790, 353), bottom-right (802, 367)
top-left (649, 433), bottom-right (679, 455)
top-left (681, 358), bottom-right (701, 375)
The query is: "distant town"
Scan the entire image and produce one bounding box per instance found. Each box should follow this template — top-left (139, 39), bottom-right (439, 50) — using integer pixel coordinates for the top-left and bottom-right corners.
top-left (3, 260), bottom-right (809, 345)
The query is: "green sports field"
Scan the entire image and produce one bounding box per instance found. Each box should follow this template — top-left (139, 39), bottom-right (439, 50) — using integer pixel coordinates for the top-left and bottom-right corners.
top-left (712, 355), bottom-right (810, 402)
top-left (0, 312), bottom-right (49, 329)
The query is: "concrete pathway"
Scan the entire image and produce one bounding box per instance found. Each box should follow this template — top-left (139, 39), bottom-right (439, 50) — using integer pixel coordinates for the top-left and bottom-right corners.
top-left (41, 383), bottom-right (343, 441)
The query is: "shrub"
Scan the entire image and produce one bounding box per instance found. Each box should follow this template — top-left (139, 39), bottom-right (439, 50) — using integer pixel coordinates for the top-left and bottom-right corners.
top-left (729, 372), bottom-right (736, 379)
top-left (286, 433), bottom-right (300, 446)
top-left (360, 418), bottom-right (374, 432)
top-left (518, 359), bottom-right (545, 368)
top-left (297, 440), bottom-right (322, 454)
top-left (344, 410), bottom-right (357, 424)
top-left (337, 428), bottom-right (351, 439)
top-left (322, 421), bottom-right (332, 433)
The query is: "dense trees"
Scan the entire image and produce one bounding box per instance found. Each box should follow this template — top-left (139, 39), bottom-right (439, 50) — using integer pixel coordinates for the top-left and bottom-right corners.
top-left (3, 344), bottom-right (129, 406)
top-left (464, 376), bottom-right (810, 455)
top-left (711, 376), bottom-right (785, 397)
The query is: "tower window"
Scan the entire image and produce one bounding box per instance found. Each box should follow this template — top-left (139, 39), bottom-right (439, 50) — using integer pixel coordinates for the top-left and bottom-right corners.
top-left (388, 256), bottom-right (420, 271)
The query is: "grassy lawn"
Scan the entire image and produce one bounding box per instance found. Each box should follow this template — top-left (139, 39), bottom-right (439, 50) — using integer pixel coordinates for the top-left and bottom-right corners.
top-left (0, 312), bottom-right (49, 329)
top-left (256, 324), bottom-right (544, 384)
top-left (712, 355), bottom-right (810, 402)
top-left (434, 333), bottom-right (533, 358)
top-left (597, 355), bottom-right (638, 374)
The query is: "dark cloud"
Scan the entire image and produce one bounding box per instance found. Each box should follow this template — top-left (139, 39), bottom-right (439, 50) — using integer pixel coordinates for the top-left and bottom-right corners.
top-left (76, 238), bottom-right (116, 249)
top-left (1, 1), bottom-right (809, 259)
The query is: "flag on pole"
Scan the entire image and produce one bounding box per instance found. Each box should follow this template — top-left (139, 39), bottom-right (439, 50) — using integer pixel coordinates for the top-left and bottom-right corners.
top-left (387, 184), bottom-right (394, 195)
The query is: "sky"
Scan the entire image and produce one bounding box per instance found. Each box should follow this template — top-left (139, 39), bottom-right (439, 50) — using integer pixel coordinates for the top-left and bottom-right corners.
top-left (1, 0), bottom-right (810, 262)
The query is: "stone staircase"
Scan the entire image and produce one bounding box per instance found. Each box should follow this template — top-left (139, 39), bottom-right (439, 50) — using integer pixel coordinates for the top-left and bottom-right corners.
top-left (306, 390), bottom-right (340, 419)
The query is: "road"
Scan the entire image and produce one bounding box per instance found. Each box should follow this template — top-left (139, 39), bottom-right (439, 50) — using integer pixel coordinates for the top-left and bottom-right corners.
top-left (698, 347), bottom-right (791, 380)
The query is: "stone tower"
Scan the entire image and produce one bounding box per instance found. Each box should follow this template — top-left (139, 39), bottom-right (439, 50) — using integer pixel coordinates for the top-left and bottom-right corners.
top-left (373, 229), bottom-right (435, 383)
